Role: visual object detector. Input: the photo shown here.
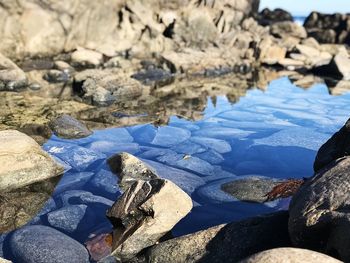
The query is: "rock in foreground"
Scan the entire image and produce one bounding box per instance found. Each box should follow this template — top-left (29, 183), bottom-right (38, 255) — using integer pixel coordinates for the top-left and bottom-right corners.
top-left (240, 248), bottom-right (342, 263)
top-left (10, 225), bottom-right (90, 263)
top-left (0, 130), bottom-right (63, 192)
top-left (107, 179), bottom-right (192, 261)
top-left (147, 211), bottom-right (291, 263)
top-left (49, 114), bottom-right (92, 139)
top-left (289, 156), bottom-right (350, 262)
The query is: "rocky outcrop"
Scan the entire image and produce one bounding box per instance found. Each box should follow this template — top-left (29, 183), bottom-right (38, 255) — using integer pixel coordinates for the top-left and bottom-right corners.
top-left (289, 156), bottom-right (350, 262)
top-left (0, 0), bottom-right (260, 59)
top-left (107, 178), bottom-right (192, 261)
top-left (147, 211), bottom-right (291, 263)
top-left (49, 114), bottom-right (92, 139)
top-left (240, 248), bottom-right (342, 263)
top-left (0, 130), bottom-right (63, 192)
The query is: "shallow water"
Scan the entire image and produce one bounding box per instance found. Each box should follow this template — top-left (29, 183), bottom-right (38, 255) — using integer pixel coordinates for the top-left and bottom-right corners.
top-left (2, 76), bottom-right (350, 261)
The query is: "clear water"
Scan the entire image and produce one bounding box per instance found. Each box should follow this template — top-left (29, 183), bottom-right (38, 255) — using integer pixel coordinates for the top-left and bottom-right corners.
top-left (2, 77), bottom-right (350, 260)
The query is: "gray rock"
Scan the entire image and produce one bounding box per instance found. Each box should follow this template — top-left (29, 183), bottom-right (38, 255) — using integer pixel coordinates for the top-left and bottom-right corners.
top-left (314, 117), bottom-right (350, 172)
top-left (289, 156), bottom-right (350, 262)
top-left (107, 179), bottom-right (192, 261)
top-left (147, 211), bottom-right (291, 263)
top-left (270, 21), bottom-right (307, 39)
top-left (0, 53), bottom-right (27, 91)
top-left (333, 51), bottom-right (350, 80)
top-left (108, 152), bottom-right (158, 190)
top-left (89, 169), bottom-right (120, 195)
top-left (131, 68), bottom-right (174, 87)
top-left (239, 248), bottom-right (342, 263)
top-left (10, 225), bottom-right (89, 263)
top-left (71, 48), bottom-right (103, 68)
top-left (47, 205), bottom-right (87, 233)
top-left (220, 176), bottom-right (282, 203)
top-left (0, 257), bottom-right (11, 263)
top-left (49, 114), bottom-right (92, 139)
top-left (0, 130), bottom-right (63, 192)
top-left (43, 69), bottom-right (70, 83)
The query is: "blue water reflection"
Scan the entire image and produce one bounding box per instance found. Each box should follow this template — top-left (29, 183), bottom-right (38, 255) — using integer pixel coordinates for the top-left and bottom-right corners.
top-left (2, 77), bottom-right (350, 258)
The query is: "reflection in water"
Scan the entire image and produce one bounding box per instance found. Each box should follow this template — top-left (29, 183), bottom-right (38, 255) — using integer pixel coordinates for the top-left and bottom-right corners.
top-left (1, 77), bottom-right (350, 261)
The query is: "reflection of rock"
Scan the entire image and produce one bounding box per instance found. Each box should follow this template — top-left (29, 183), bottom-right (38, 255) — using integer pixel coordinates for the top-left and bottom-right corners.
top-left (10, 225), bottom-right (90, 263)
top-left (107, 179), bottom-right (192, 261)
top-left (289, 157), bottom-right (350, 262)
top-left (0, 53), bottom-right (27, 91)
top-left (240, 248), bottom-right (342, 263)
top-left (0, 130), bottom-right (63, 192)
top-left (49, 114), bottom-right (92, 139)
top-left (147, 211), bottom-right (291, 262)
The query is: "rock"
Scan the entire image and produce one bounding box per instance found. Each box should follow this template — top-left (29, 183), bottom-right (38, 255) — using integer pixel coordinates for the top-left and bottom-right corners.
top-left (47, 205), bottom-right (88, 233)
top-left (108, 152), bottom-right (158, 189)
top-left (270, 21), bottom-right (307, 39)
top-left (10, 225), bottom-right (90, 263)
top-left (257, 8), bottom-right (293, 26)
top-left (0, 258), bottom-right (11, 263)
top-left (147, 211), bottom-right (291, 263)
top-left (0, 53), bottom-right (27, 91)
top-left (333, 51), bottom-right (350, 80)
top-left (0, 130), bottom-right (63, 192)
top-left (221, 176), bottom-right (283, 203)
top-left (71, 48), bottom-right (104, 68)
top-left (295, 44), bottom-right (332, 68)
top-left (314, 117), bottom-right (350, 172)
top-left (309, 29), bottom-right (337, 44)
top-left (301, 37), bottom-right (321, 49)
top-left (106, 179), bottom-right (192, 261)
top-left (289, 156), bottom-right (350, 262)
top-left (131, 68), bottom-right (174, 87)
top-left (240, 248), bottom-right (342, 263)
top-left (43, 69), bottom-right (70, 83)
top-left (54, 61), bottom-right (73, 71)
top-left (259, 37), bottom-right (287, 65)
top-left (329, 80), bottom-right (350, 95)
top-left (49, 114), bottom-right (92, 139)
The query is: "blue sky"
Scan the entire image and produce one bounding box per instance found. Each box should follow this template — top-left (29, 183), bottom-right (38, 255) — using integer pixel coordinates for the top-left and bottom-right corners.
top-left (260, 0), bottom-right (350, 16)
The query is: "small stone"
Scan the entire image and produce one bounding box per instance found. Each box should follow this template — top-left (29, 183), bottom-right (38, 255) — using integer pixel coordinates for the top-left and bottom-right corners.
top-left (10, 225), bottom-right (90, 263)
top-left (49, 114), bottom-right (92, 139)
top-left (71, 48), bottom-right (103, 68)
top-left (43, 69), bottom-right (70, 83)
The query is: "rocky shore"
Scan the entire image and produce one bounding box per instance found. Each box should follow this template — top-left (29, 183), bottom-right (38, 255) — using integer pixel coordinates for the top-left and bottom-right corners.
top-left (1, 0), bottom-right (350, 262)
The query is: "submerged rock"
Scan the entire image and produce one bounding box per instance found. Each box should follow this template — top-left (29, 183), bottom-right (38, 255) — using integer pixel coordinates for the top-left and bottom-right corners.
top-left (147, 211), bottom-right (291, 263)
top-left (49, 114), bottom-right (92, 139)
top-left (240, 248), bottom-right (342, 263)
top-left (10, 225), bottom-right (90, 263)
top-left (107, 179), bottom-right (192, 261)
top-left (0, 130), bottom-right (63, 192)
top-left (0, 53), bottom-right (27, 91)
top-left (289, 156), bottom-right (350, 262)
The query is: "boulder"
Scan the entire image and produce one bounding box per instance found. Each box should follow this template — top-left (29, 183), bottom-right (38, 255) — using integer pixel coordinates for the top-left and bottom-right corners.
top-left (10, 225), bottom-right (90, 263)
top-left (314, 117), bottom-right (350, 172)
top-left (49, 114), bottom-right (92, 139)
top-left (108, 152), bottom-right (158, 190)
top-left (147, 211), bottom-right (291, 263)
top-left (0, 53), bottom-right (27, 91)
top-left (289, 156), bottom-right (350, 262)
top-left (270, 21), bottom-right (307, 39)
top-left (0, 130), bottom-right (63, 192)
top-left (106, 178), bottom-right (192, 261)
top-left (333, 51), bottom-right (350, 80)
top-left (259, 37), bottom-right (287, 65)
top-left (240, 248), bottom-right (342, 263)
top-left (257, 8), bottom-right (293, 26)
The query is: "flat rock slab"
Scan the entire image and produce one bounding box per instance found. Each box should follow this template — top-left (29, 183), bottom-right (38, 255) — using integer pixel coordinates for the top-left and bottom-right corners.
top-left (240, 248), bottom-right (342, 263)
top-left (10, 225), bottom-right (90, 263)
top-left (147, 211), bottom-right (291, 263)
top-left (0, 130), bottom-right (63, 192)
top-left (49, 114), bottom-right (92, 139)
top-left (107, 179), bottom-right (192, 261)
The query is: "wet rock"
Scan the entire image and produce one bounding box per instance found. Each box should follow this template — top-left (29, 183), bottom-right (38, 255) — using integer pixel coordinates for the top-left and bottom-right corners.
top-left (289, 157), bottom-right (350, 262)
top-left (107, 178), bottom-right (192, 261)
top-left (257, 8), bottom-right (293, 26)
top-left (47, 205), bottom-right (88, 233)
top-left (0, 130), bottom-right (63, 192)
top-left (221, 176), bottom-right (283, 203)
top-left (270, 21), bottom-right (307, 39)
top-left (314, 117), bottom-right (350, 172)
top-left (240, 248), bottom-right (342, 263)
top-left (49, 114), bottom-right (92, 139)
top-left (147, 211), bottom-right (291, 263)
top-left (10, 225), bottom-right (90, 263)
top-left (108, 152), bottom-right (158, 189)
top-left (43, 69), bottom-right (70, 83)
top-left (0, 53), bottom-right (27, 91)
top-left (131, 68), bottom-right (174, 87)
top-left (71, 48), bottom-right (104, 68)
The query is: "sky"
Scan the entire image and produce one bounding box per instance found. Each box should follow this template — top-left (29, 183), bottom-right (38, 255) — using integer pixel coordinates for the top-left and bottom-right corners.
top-left (260, 0), bottom-right (350, 16)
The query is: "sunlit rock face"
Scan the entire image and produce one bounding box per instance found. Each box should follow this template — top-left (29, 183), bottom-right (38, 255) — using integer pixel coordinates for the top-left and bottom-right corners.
top-left (0, 0), bottom-right (259, 59)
